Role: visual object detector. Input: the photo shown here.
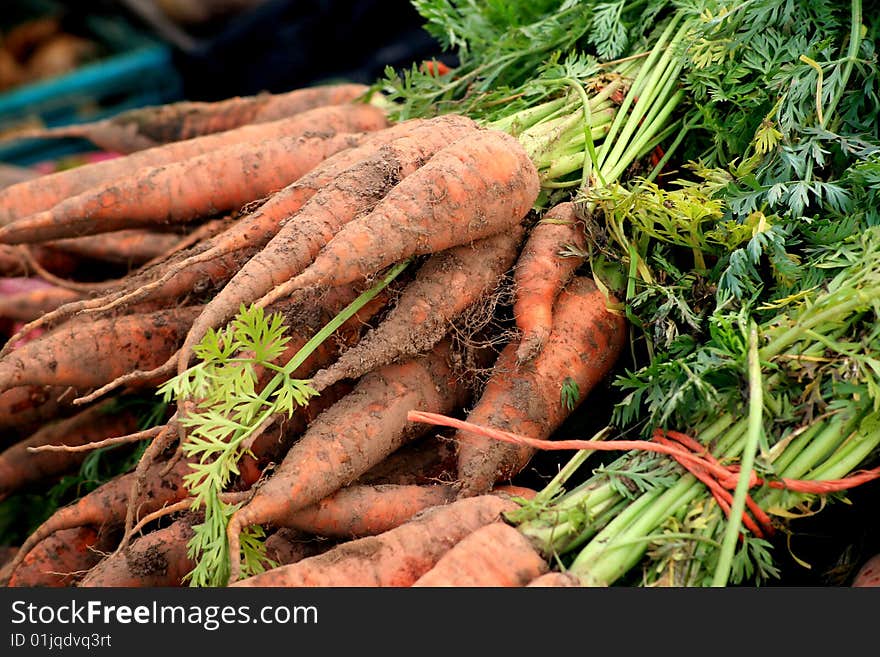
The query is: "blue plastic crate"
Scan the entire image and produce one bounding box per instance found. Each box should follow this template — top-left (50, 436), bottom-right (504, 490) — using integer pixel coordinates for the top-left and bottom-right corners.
top-left (0, 41), bottom-right (183, 166)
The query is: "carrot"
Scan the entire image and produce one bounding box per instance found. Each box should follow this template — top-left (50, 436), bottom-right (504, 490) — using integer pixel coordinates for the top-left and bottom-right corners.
top-left (512, 201), bottom-right (588, 363)
top-left (6, 82), bottom-right (370, 153)
top-left (45, 229), bottom-right (186, 267)
top-left (0, 384), bottom-right (76, 442)
top-left (0, 304), bottom-right (203, 395)
top-left (309, 227), bottom-right (524, 393)
top-left (455, 275), bottom-right (627, 496)
top-left (0, 244), bottom-right (78, 277)
top-left (0, 457), bottom-right (192, 585)
top-left (0, 130), bottom-right (370, 244)
top-left (175, 114), bottom-right (480, 376)
top-left (412, 521), bottom-right (548, 587)
top-left (254, 127), bottom-right (540, 309)
top-left (356, 433), bottom-right (458, 487)
top-left (267, 483), bottom-right (457, 539)
top-left (0, 120), bottom-right (432, 359)
top-left (226, 337), bottom-right (475, 582)
top-left (264, 528), bottom-right (336, 568)
top-left (0, 398), bottom-right (140, 501)
top-left (6, 526), bottom-right (119, 587)
top-left (231, 493), bottom-right (521, 587)
top-left (0, 103), bottom-right (389, 225)
top-left (0, 283), bottom-right (81, 321)
top-left (78, 516), bottom-right (196, 587)
top-left (526, 571), bottom-right (583, 587)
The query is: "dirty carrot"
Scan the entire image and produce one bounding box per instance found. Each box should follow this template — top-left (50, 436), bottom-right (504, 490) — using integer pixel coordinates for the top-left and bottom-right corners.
top-left (0, 282), bottom-right (81, 321)
top-left (175, 114), bottom-right (479, 376)
top-left (309, 226), bottom-right (524, 393)
top-left (455, 275), bottom-right (627, 496)
top-left (6, 82), bottom-right (371, 153)
top-left (512, 201), bottom-right (588, 364)
top-left (0, 457), bottom-right (192, 585)
top-left (6, 526), bottom-right (118, 587)
top-left (0, 130), bottom-right (369, 244)
top-left (0, 384), bottom-right (76, 442)
top-left (356, 433), bottom-right (458, 487)
top-left (0, 305), bottom-right (203, 394)
top-left (231, 493), bottom-right (520, 587)
top-left (0, 103), bottom-right (389, 224)
top-left (412, 521), bottom-right (548, 587)
top-left (0, 398), bottom-right (140, 501)
top-left (226, 337), bottom-right (474, 582)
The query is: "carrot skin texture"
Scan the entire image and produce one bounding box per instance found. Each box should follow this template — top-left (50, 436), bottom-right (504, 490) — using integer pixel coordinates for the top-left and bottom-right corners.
top-left (0, 103), bottom-right (389, 225)
top-left (412, 521), bottom-right (548, 587)
top-left (226, 337), bottom-right (473, 581)
top-left (176, 114), bottom-right (478, 374)
top-left (513, 201), bottom-right (587, 363)
top-left (7, 526), bottom-right (118, 587)
top-left (231, 493), bottom-right (520, 587)
top-left (275, 483), bottom-right (457, 538)
top-left (285, 128), bottom-right (541, 294)
top-left (309, 226), bottom-right (524, 392)
top-left (0, 399), bottom-right (140, 500)
top-left (0, 305), bottom-right (202, 394)
top-left (0, 131), bottom-right (369, 244)
top-left (78, 518), bottom-right (196, 587)
top-left (17, 82), bottom-right (371, 153)
top-left (456, 276), bottom-right (628, 496)
top-left (0, 385), bottom-right (77, 443)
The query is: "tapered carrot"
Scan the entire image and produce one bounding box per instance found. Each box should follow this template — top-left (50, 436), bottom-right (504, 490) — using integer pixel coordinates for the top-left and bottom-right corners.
top-left (6, 83), bottom-right (370, 153)
top-left (0, 283), bottom-right (81, 321)
top-left (45, 229), bottom-right (186, 267)
top-left (0, 103), bottom-right (389, 224)
top-left (254, 127), bottom-right (540, 309)
top-left (309, 227), bottom-right (524, 393)
top-left (175, 114), bottom-right (480, 376)
top-left (7, 526), bottom-right (119, 587)
top-left (455, 276), bottom-right (627, 496)
top-left (0, 457), bottom-right (192, 585)
top-left (268, 483), bottom-right (457, 539)
top-left (0, 119), bottom-right (432, 360)
top-left (0, 398), bottom-right (140, 501)
top-left (226, 337), bottom-right (475, 582)
top-left (78, 517), bottom-right (196, 587)
top-left (513, 201), bottom-right (587, 363)
top-left (412, 521), bottom-right (548, 587)
top-left (0, 130), bottom-right (370, 244)
top-left (231, 493), bottom-right (521, 587)
top-left (0, 304), bottom-right (203, 394)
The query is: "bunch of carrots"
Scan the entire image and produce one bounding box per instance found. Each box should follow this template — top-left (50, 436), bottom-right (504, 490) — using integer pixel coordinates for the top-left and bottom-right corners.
top-left (0, 57), bottom-right (644, 587)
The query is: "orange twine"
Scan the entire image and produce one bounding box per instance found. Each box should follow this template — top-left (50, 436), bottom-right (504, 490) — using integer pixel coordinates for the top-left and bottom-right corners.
top-left (407, 410), bottom-right (880, 540)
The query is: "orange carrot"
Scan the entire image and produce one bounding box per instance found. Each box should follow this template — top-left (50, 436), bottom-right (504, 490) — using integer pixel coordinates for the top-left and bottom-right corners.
top-left (78, 517), bottom-right (196, 587)
top-left (356, 433), bottom-right (458, 487)
top-left (226, 337), bottom-right (475, 582)
top-left (0, 398), bottom-right (140, 501)
top-left (268, 483), bottom-right (457, 539)
top-left (255, 127), bottom-right (540, 309)
top-left (0, 384), bottom-right (76, 442)
top-left (0, 130), bottom-right (371, 244)
top-left (6, 526), bottom-right (119, 587)
top-left (0, 283), bottom-right (81, 321)
top-left (0, 457), bottom-right (192, 585)
top-left (45, 229), bottom-right (186, 267)
top-left (231, 493), bottom-right (520, 587)
top-left (512, 201), bottom-right (587, 363)
top-left (455, 275), bottom-right (627, 496)
top-left (7, 82), bottom-right (371, 153)
top-left (0, 103), bottom-right (389, 225)
top-left (175, 114), bottom-right (479, 376)
top-left (0, 304), bottom-right (203, 394)
top-left (309, 226), bottom-right (524, 393)
top-left (412, 521), bottom-right (548, 587)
